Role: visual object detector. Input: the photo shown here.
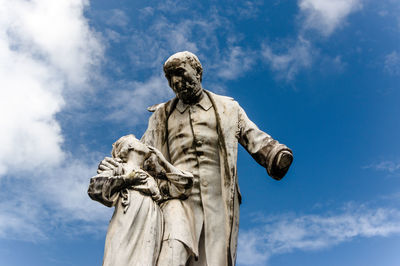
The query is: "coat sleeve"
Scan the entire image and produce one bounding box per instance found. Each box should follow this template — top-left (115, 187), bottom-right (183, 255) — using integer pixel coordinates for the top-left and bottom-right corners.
top-left (158, 171), bottom-right (193, 200)
top-left (237, 105), bottom-right (293, 180)
top-left (87, 175), bottom-right (126, 207)
top-left (140, 111), bottom-right (159, 147)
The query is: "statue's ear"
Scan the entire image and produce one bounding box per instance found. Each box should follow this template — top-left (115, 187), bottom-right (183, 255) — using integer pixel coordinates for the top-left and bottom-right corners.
top-left (196, 72), bottom-right (201, 82)
top-left (196, 68), bottom-right (203, 82)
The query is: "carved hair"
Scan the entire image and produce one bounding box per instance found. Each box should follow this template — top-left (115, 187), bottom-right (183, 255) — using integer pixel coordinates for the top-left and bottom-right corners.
top-left (163, 51), bottom-right (203, 82)
top-left (111, 134), bottom-right (149, 161)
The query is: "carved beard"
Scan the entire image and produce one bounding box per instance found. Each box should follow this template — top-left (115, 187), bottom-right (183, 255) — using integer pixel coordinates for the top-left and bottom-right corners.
top-left (175, 79), bottom-right (202, 104)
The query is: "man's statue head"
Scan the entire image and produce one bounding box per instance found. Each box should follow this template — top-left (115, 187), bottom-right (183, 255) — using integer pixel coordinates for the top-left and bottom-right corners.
top-left (163, 51), bottom-right (203, 104)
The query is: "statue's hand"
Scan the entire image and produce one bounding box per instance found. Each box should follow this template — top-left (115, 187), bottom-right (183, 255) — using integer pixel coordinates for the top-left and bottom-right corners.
top-left (97, 157), bottom-right (124, 176)
top-left (127, 169), bottom-right (162, 202)
top-left (148, 146), bottom-right (167, 165)
top-left (143, 149), bottom-right (167, 177)
top-left (125, 169), bottom-right (149, 183)
top-left (276, 151), bottom-right (293, 172)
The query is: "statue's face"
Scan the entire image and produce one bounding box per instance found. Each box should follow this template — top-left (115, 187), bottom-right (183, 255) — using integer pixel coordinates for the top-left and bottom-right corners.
top-left (166, 60), bottom-right (202, 104)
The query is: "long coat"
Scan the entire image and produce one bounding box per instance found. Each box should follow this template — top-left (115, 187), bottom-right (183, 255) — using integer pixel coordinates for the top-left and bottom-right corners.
top-left (141, 90), bottom-right (292, 265)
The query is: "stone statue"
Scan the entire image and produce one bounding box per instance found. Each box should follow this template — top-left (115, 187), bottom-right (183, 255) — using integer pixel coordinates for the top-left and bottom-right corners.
top-left (91, 51), bottom-right (293, 266)
top-left (88, 134), bottom-right (193, 266)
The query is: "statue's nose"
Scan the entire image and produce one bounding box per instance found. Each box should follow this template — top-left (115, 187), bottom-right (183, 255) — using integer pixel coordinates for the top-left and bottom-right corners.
top-left (171, 76), bottom-right (178, 83)
top-left (171, 76), bottom-right (182, 86)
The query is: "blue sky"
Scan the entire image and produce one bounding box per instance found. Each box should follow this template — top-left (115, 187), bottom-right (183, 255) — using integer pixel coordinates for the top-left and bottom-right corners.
top-left (0, 0), bottom-right (399, 265)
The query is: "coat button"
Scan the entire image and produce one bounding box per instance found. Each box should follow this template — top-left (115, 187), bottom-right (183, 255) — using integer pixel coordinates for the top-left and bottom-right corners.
top-left (195, 140), bottom-right (203, 146)
top-left (202, 180), bottom-right (208, 187)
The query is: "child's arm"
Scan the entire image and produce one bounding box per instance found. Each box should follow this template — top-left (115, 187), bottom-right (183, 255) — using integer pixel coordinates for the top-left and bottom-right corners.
top-left (88, 173), bottom-right (128, 207)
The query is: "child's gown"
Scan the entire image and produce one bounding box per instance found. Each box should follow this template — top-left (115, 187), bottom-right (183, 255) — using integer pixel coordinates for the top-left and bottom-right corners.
top-left (88, 164), bottom-right (193, 266)
top-left (89, 170), bottom-right (163, 266)
top-left (104, 188), bottom-right (162, 266)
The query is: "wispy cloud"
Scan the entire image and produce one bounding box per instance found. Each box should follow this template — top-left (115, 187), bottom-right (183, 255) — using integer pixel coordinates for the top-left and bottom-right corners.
top-left (106, 9), bottom-right (130, 27)
top-left (226, 1), bottom-right (263, 20)
top-left (262, 0), bottom-right (362, 81)
top-left (0, 155), bottom-right (112, 240)
top-left (384, 51), bottom-right (400, 76)
top-left (216, 46), bottom-right (255, 80)
top-left (103, 5), bottom-right (258, 124)
top-left (262, 37), bottom-right (314, 81)
top-left (237, 204), bottom-right (400, 266)
top-left (107, 75), bottom-right (174, 126)
top-left (364, 160), bottom-right (400, 174)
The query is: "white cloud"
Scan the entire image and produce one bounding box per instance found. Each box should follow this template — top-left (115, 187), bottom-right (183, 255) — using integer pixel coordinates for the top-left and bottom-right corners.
top-left (299, 0), bottom-right (362, 36)
top-left (237, 205), bottom-right (400, 266)
top-left (0, 45), bottom-right (65, 175)
top-left (0, 0), bottom-right (102, 176)
top-left (0, 0), bottom-right (105, 238)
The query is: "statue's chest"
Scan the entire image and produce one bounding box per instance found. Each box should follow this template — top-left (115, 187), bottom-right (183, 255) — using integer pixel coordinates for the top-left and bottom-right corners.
top-left (167, 105), bottom-right (219, 167)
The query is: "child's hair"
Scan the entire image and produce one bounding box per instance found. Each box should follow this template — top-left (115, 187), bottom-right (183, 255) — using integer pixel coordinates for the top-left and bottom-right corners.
top-left (111, 134), bottom-right (150, 161)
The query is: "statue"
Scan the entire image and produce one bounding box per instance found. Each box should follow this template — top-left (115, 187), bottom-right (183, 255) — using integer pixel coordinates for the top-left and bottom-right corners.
top-left (90, 51), bottom-right (293, 266)
top-left (88, 134), bottom-right (193, 266)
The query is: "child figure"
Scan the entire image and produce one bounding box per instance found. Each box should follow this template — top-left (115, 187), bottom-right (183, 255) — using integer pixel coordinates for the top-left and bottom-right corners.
top-left (88, 134), bottom-right (193, 266)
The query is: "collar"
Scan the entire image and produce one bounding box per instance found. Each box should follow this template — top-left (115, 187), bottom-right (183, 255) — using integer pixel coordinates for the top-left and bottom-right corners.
top-left (175, 92), bottom-right (213, 113)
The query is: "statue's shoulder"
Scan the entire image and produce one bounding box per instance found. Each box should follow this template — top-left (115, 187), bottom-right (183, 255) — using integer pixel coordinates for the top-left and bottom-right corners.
top-left (147, 98), bottom-right (177, 113)
top-left (147, 103), bottom-right (165, 112)
top-left (206, 90), bottom-right (239, 109)
top-left (206, 90), bottom-right (235, 103)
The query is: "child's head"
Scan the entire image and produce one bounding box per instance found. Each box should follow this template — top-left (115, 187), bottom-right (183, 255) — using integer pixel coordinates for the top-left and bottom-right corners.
top-left (111, 134), bottom-right (150, 165)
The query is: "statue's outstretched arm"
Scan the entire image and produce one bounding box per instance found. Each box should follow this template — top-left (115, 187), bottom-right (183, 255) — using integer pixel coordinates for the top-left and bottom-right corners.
top-left (237, 105), bottom-right (293, 180)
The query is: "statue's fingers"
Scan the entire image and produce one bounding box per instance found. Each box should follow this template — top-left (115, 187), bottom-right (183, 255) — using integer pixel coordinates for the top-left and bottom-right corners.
top-left (147, 146), bottom-right (154, 152)
top-left (93, 173), bottom-right (109, 178)
top-left (104, 157), bottom-right (120, 167)
top-left (98, 164), bottom-right (113, 171)
top-left (96, 169), bottom-right (110, 174)
top-left (137, 169), bottom-right (150, 177)
top-left (104, 160), bottom-right (119, 169)
top-left (99, 160), bottom-right (112, 169)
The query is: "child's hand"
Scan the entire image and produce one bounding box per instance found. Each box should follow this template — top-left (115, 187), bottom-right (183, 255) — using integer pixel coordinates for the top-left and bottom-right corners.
top-left (125, 169), bottom-right (149, 183)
